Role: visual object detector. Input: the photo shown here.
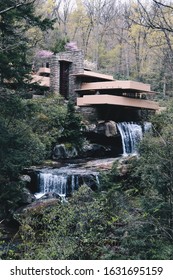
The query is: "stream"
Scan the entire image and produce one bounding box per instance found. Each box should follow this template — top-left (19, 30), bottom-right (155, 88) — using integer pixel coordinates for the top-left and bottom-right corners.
top-left (34, 157), bottom-right (116, 199)
top-left (33, 121), bottom-right (151, 198)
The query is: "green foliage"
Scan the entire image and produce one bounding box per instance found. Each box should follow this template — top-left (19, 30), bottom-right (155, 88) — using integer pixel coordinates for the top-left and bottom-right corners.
top-left (10, 181), bottom-right (172, 260)
top-left (22, 99), bottom-right (84, 156)
top-left (0, 89), bottom-right (85, 220)
top-left (0, 90), bottom-right (86, 222)
top-left (23, 96), bottom-right (67, 157)
top-left (1, 0), bottom-right (173, 259)
top-left (60, 101), bottom-right (84, 150)
top-left (95, 107), bottom-right (173, 259)
top-left (0, 88), bottom-right (46, 218)
top-left (0, 89), bottom-right (45, 177)
top-left (4, 186), bottom-right (127, 260)
top-left (0, 0), bottom-right (53, 87)
top-left (50, 37), bottom-right (69, 54)
top-left (2, 94), bottom-right (173, 260)
top-left (0, 1), bottom-right (53, 220)
top-left (4, 98), bottom-right (173, 260)
top-left (4, 144), bottom-right (173, 260)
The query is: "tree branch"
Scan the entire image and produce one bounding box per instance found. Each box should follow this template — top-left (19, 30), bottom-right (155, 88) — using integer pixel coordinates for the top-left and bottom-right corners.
top-left (131, 0), bottom-right (173, 33)
top-left (153, 0), bottom-right (173, 10)
top-left (0, 4), bottom-right (23, 15)
top-left (0, 1), bottom-right (35, 16)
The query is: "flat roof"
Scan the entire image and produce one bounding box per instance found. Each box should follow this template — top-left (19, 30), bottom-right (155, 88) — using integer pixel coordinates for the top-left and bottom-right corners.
top-left (72, 70), bottom-right (114, 81)
top-left (77, 94), bottom-right (159, 110)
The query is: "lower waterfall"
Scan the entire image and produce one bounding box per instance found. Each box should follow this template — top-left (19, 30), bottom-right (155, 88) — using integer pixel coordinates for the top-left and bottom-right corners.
top-left (117, 122), bottom-right (151, 156)
top-left (33, 122), bottom-right (152, 198)
top-left (35, 165), bottom-right (100, 199)
top-left (39, 173), bottom-right (68, 196)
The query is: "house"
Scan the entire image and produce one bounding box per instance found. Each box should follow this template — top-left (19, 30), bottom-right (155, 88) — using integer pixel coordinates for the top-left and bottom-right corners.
top-left (31, 48), bottom-right (159, 121)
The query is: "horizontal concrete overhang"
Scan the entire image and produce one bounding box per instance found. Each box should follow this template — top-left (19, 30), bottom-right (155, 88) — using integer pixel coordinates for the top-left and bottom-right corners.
top-left (58, 59), bottom-right (72, 63)
top-left (77, 80), bottom-right (152, 93)
top-left (72, 70), bottom-right (114, 81)
top-left (37, 67), bottom-right (50, 74)
top-left (77, 94), bottom-right (159, 110)
top-left (30, 75), bottom-right (50, 87)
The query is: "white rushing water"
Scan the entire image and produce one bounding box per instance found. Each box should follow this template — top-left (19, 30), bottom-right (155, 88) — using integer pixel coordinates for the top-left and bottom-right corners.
top-left (117, 122), bottom-right (151, 156)
top-left (35, 165), bottom-right (100, 199)
top-left (34, 122), bottom-right (152, 198)
top-left (39, 173), bottom-right (68, 195)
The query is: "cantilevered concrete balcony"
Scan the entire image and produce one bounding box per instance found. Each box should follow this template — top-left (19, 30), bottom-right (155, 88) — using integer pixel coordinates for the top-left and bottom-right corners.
top-left (77, 94), bottom-right (159, 110)
top-left (30, 75), bottom-right (50, 87)
top-left (72, 70), bottom-right (114, 81)
top-left (77, 80), bottom-right (153, 93)
top-left (30, 67), bottom-right (50, 87)
top-left (37, 67), bottom-right (50, 75)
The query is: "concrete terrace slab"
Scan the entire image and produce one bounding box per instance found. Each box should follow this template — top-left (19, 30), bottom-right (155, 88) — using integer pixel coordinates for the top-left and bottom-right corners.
top-left (77, 94), bottom-right (159, 110)
top-left (37, 67), bottom-right (50, 74)
top-left (30, 75), bottom-right (50, 87)
top-left (77, 80), bottom-right (152, 93)
top-left (72, 70), bottom-right (114, 81)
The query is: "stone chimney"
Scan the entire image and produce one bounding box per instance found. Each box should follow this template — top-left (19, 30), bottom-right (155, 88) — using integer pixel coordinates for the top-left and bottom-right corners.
top-left (50, 50), bottom-right (84, 100)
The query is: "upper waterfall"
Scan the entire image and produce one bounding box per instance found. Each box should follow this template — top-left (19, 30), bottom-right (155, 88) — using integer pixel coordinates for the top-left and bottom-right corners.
top-left (117, 122), bottom-right (151, 156)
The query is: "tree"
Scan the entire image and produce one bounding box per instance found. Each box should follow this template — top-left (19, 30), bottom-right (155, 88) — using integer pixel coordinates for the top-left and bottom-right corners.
top-left (60, 101), bottom-right (84, 150)
top-left (135, 0), bottom-right (173, 33)
top-left (82, 0), bottom-right (119, 68)
top-left (68, 0), bottom-right (93, 56)
top-left (0, 0), bottom-right (53, 219)
top-left (0, 0), bottom-right (35, 16)
top-left (0, 89), bottom-right (46, 219)
top-left (129, 0), bottom-right (173, 92)
top-left (51, 0), bottom-right (74, 38)
top-left (23, 96), bottom-right (67, 157)
top-left (4, 106), bottom-right (173, 260)
top-left (3, 185), bottom-right (132, 260)
top-left (6, 166), bottom-right (173, 260)
top-left (0, 0), bottom-right (52, 87)
top-left (119, 103), bottom-right (173, 258)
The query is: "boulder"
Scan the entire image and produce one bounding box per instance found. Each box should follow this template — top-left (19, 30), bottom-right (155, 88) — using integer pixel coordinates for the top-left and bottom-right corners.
top-left (53, 144), bottom-right (78, 160)
top-left (53, 144), bottom-right (67, 159)
top-left (21, 187), bottom-right (36, 204)
top-left (81, 143), bottom-right (111, 157)
top-left (20, 175), bottom-right (31, 183)
top-left (14, 198), bottom-right (60, 221)
top-left (65, 146), bottom-right (78, 158)
top-left (85, 123), bottom-right (97, 132)
top-left (85, 121), bottom-right (118, 137)
top-left (117, 155), bottom-right (137, 176)
top-left (105, 121), bottom-right (118, 137)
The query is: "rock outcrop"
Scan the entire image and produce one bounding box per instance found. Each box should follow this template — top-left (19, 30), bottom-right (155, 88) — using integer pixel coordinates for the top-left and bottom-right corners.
top-left (85, 121), bottom-right (118, 137)
top-left (53, 144), bottom-right (78, 160)
top-left (81, 143), bottom-right (111, 157)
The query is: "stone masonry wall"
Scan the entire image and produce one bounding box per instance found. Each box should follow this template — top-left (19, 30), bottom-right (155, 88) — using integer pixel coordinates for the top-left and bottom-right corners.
top-left (78, 107), bottom-right (98, 123)
top-left (50, 55), bottom-right (59, 94)
top-left (50, 50), bottom-right (84, 99)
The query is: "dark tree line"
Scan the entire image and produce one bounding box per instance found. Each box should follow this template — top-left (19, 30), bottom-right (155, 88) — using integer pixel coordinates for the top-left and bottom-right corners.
top-left (0, 0), bottom-right (52, 86)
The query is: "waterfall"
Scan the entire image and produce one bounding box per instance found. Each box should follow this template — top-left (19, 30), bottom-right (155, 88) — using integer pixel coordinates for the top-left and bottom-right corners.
top-left (117, 122), bottom-right (149, 156)
top-left (36, 173), bottom-right (79, 198)
top-left (39, 173), bottom-right (69, 195)
top-left (35, 167), bottom-right (100, 199)
top-left (71, 175), bottom-right (79, 193)
top-left (95, 174), bottom-right (100, 185)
